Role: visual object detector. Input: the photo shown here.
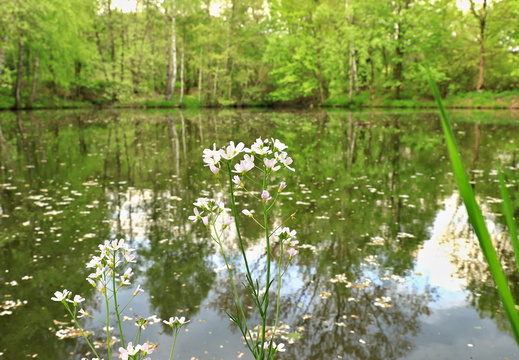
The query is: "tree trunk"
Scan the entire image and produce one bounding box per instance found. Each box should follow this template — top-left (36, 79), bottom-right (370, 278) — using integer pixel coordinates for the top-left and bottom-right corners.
top-left (14, 41), bottom-right (24, 110)
top-left (392, 1), bottom-right (411, 100)
top-left (394, 44), bottom-right (404, 100)
top-left (74, 61), bottom-right (82, 98)
top-left (213, 60), bottom-right (220, 104)
top-left (470, 0), bottom-right (487, 91)
top-left (369, 55), bottom-right (375, 100)
top-left (316, 67), bottom-right (326, 106)
top-left (345, 0), bottom-right (358, 103)
top-left (316, 47), bottom-right (326, 106)
top-left (95, 31), bottom-right (109, 83)
top-left (198, 48), bottom-right (203, 105)
top-left (179, 37), bottom-right (185, 105)
top-left (348, 44), bottom-right (354, 103)
top-left (26, 56), bottom-right (40, 109)
top-left (165, 2), bottom-right (177, 101)
top-left (120, 31), bottom-right (125, 84)
top-left (227, 59), bottom-right (233, 101)
top-left (352, 46), bottom-right (359, 96)
top-left (108, 0), bottom-right (116, 84)
top-left (476, 42), bottom-right (485, 91)
top-left (0, 35), bottom-right (9, 79)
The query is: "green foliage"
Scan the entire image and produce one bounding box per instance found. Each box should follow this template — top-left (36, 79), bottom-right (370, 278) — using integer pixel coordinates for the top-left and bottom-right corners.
top-left (0, 0), bottom-right (518, 108)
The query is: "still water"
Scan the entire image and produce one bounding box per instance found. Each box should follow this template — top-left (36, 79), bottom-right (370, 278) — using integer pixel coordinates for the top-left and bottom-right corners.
top-left (0, 109), bottom-right (518, 360)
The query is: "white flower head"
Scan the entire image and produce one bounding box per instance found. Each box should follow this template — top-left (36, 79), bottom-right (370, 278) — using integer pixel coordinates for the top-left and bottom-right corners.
top-left (275, 343), bottom-right (286, 352)
top-left (119, 342), bottom-right (140, 360)
top-left (246, 138), bottom-right (272, 155)
top-left (217, 212), bottom-right (234, 230)
top-left (232, 175), bottom-right (244, 187)
top-left (86, 256), bottom-right (102, 269)
top-left (275, 227), bottom-right (297, 241)
top-left (164, 316), bottom-right (190, 328)
top-left (272, 139), bottom-right (288, 152)
top-left (275, 151), bottom-right (295, 171)
top-left (264, 158), bottom-right (281, 172)
top-left (209, 163), bottom-right (220, 174)
top-left (140, 342), bottom-right (155, 355)
top-left (220, 141), bottom-right (245, 160)
top-left (124, 252), bottom-right (136, 263)
top-left (203, 143), bottom-right (222, 165)
top-left (233, 158), bottom-right (255, 174)
top-left (119, 267), bottom-right (133, 286)
top-left (287, 248), bottom-right (298, 258)
top-left (188, 207), bottom-right (203, 222)
top-left (261, 190), bottom-right (272, 203)
top-left (242, 209), bottom-right (254, 217)
top-left (51, 289), bottom-right (71, 302)
top-left (193, 198), bottom-right (210, 210)
top-left (278, 181), bottom-right (287, 192)
top-left (133, 285), bottom-right (144, 296)
top-left (66, 294), bottom-right (86, 305)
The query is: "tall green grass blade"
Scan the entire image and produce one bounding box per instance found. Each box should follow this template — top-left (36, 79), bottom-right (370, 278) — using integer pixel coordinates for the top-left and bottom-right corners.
top-left (427, 69), bottom-right (519, 344)
top-left (498, 170), bottom-right (519, 273)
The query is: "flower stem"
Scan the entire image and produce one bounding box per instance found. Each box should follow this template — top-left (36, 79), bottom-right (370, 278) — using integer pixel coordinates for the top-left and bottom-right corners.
top-left (226, 161), bottom-right (252, 276)
top-left (260, 170), bottom-right (271, 359)
top-left (64, 304), bottom-right (101, 359)
top-left (169, 328), bottom-right (179, 360)
top-left (213, 225), bottom-right (254, 354)
top-left (103, 280), bottom-right (113, 360)
top-left (111, 252), bottom-right (126, 349)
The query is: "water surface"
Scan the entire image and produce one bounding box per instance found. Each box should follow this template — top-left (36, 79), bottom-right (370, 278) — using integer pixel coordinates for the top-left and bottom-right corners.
top-left (0, 109), bottom-right (518, 360)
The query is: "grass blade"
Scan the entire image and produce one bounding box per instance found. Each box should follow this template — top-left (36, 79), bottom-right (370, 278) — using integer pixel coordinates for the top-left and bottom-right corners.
top-left (427, 68), bottom-right (519, 344)
top-left (498, 169), bottom-right (519, 273)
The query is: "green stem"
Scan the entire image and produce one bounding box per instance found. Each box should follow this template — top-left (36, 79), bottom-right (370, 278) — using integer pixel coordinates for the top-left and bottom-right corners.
top-left (270, 241), bottom-right (284, 359)
top-left (64, 304), bottom-right (101, 359)
top-left (226, 161), bottom-right (252, 276)
top-left (135, 326), bottom-right (142, 349)
top-left (111, 252), bottom-right (126, 349)
top-left (168, 328), bottom-right (179, 360)
top-left (213, 225), bottom-right (255, 354)
top-left (103, 279), bottom-right (112, 360)
top-left (260, 171), bottom-right (271, 360)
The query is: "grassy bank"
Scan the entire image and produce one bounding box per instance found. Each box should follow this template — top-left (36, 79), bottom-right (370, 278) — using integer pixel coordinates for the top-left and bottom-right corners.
top-left (2, 90), bottom-right (519, 111)
top-left (326, 90), bottom-right (519, 109)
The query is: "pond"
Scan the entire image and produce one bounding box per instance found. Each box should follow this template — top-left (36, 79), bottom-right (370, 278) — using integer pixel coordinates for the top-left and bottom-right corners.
top-left (0, 108), bottom-right (518, 360)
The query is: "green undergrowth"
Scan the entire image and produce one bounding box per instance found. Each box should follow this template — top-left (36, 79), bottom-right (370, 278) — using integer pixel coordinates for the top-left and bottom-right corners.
top-left (2, 89), bottom-right (519, 111)
top-left (444, 90), bottom-right (519, 109)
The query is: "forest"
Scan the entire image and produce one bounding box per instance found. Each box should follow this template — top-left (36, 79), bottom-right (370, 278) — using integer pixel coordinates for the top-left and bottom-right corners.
top-left (0, 0), bottom-right (518, 109)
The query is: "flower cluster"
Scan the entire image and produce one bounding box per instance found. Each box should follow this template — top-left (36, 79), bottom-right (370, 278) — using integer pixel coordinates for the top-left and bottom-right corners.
top-left (163, 316), bottom-right (190, 328)
top-left (188, 197), bottom-right (233, 232)
top-left (52, 237), bottom-right (191, 360)
top-left (118, 341), bottom-right (155, 360)
top-left (202, 138), bottom-right (295, 180)
top-left (51, 289), bottom-right (86, 305)
top-left (264, 341), bottom-right (286, 353)
top-left (85, 239), bottom-right (137, 291)
top-left (195, 137), bottom-right (299, 359)
top-left (275, 227), bottom-right (299, 259)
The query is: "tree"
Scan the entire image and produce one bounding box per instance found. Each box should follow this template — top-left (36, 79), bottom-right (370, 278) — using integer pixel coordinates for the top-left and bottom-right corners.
top-left (469, 0), bottom-right (489, 91)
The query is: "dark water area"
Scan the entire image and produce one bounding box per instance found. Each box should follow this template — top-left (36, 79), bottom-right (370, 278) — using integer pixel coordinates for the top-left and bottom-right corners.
top-left (0, 109), bottom-right (518, 360)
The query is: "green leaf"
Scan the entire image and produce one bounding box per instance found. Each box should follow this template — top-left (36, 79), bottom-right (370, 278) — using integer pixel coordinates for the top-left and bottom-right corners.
top-left (427, 67), bottom-right (519, 345)
top-left (498, 170), bottom-right (519, 274)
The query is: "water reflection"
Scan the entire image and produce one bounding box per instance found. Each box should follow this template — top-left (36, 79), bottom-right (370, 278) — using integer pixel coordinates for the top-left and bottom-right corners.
top-left (0, 109), bottom-right (517, 359)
